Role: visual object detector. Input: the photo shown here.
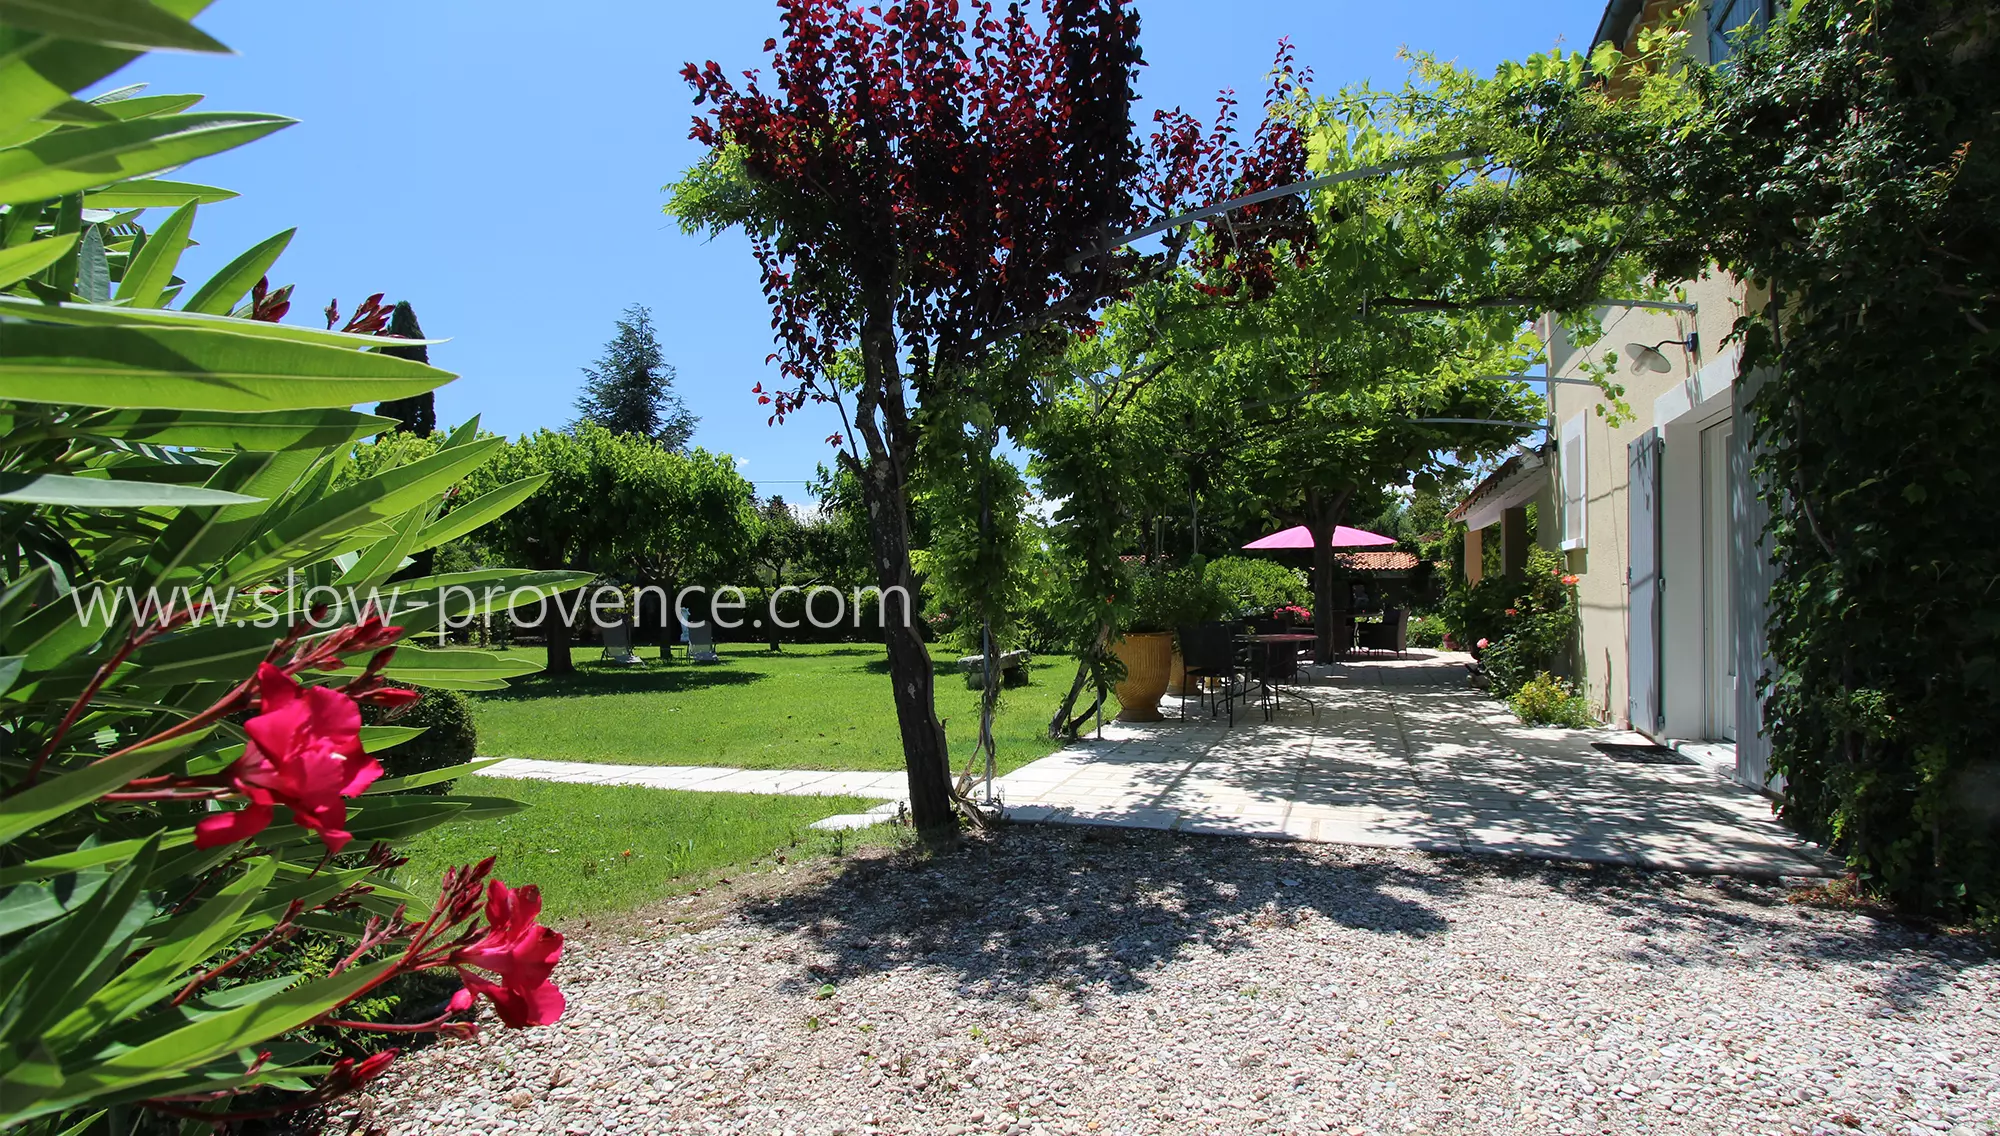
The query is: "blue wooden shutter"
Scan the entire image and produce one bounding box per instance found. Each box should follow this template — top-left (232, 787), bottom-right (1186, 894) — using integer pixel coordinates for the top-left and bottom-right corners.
top-left (1627, 429), bottom-right (1663, 735)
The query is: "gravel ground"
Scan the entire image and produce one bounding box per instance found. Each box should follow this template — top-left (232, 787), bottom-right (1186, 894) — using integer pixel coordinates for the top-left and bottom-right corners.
top-left (340, 827), bottom-right (1997, 1136)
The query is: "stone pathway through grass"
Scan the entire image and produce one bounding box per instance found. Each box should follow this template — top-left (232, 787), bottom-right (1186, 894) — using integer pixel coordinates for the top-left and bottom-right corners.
top-left (480, 758), bottom-right (908, 828)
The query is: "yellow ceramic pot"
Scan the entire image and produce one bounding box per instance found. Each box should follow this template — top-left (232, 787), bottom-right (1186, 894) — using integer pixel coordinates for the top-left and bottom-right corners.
top-left (1112, 631), bottom-right (1174, 722)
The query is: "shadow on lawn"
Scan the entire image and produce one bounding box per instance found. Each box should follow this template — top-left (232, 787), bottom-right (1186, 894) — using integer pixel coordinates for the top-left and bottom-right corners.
top-left (471, 664), bottom-right (764, 701)
top-left (737, 826), bottom-right (1460, 1005)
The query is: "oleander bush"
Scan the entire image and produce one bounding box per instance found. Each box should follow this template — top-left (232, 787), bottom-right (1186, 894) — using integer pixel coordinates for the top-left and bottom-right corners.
top-left (1443, 549), bottom-right (1579, 697)
top-left (0, 7), bottom-right (589, 1129)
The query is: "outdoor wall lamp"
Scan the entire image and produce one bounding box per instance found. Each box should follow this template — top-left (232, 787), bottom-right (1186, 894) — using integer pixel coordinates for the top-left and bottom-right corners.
top-left (1624, 331), bottom-right (1699, 374)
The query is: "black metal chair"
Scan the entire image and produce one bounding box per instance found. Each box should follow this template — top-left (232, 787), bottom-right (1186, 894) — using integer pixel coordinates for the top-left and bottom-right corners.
top-left (1355, 608), bottom-right (1408, 657)
top-left (1176, 621), bottom-right (1242, 724)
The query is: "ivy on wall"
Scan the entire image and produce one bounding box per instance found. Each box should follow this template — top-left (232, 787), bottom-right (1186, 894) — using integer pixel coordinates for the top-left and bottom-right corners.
top-left (1652, 0), bottom-right (1999, 922)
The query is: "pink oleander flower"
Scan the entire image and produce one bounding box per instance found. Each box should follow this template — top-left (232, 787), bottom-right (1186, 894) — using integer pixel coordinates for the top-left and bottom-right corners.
top-left (356, 685), bottom-right (422, 710)
top-left (1476, 638), bottom-right (1490, 650)
top-left (451, 880), bottom-right (566, 1027)
top-left (337, 1049), bottom-right (399, 1089)
top-left (1505, 608), bottom-right (1519, 616)
top-left (195, 663), bottom-right (383, 853)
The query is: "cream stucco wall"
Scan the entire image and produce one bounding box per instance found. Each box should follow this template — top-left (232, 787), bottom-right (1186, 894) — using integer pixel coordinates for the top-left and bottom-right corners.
top-left (1543, 273), bottom-right (1750, 729)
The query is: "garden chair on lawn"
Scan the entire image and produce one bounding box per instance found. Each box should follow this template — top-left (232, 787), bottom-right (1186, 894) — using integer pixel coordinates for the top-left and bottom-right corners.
top-left (686, 619), bottom-right (721, 664)
top-left (598, 616), bottom-right (644, 666)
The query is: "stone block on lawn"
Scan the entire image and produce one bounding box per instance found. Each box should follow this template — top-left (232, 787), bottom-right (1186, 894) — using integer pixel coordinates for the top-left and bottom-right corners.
top-left (957, 649), bottom-right (1031, 689)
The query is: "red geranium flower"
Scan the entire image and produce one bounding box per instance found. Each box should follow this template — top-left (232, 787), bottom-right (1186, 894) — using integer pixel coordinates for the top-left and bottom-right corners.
top-left (194, 664), bottom-right (383, 853)
top-left (451, 880), bottom-right (566, 1027)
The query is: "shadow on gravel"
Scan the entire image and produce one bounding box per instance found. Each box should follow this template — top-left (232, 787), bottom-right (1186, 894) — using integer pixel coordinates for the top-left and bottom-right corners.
top-left (737, 826), bottom-right (1461, 1006)
top-left (1453, 856), bottom-right (1993, 1008)
top-left (739, 827), bottom-right (1994, 1013)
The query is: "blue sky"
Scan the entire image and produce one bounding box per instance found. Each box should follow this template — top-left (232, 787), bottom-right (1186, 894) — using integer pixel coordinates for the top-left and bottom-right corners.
top-left (105, 0), bottom-right (1602, 499)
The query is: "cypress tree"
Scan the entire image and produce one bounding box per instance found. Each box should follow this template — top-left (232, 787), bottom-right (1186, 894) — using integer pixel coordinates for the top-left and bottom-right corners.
top-left (373, 301), bottom-right (437, 437)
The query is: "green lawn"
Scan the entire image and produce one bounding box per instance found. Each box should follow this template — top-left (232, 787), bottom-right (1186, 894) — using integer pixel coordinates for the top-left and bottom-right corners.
top-left (467, 642), bottom-right (1069, 775)
top-left (394, 776), bottom-right (891, 922)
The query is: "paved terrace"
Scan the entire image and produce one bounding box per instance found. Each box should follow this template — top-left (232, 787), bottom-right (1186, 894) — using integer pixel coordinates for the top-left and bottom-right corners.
top-left (991, 652), bottom-right (1831, 878)
top-left (482, 652), bottom-right (1830, 879)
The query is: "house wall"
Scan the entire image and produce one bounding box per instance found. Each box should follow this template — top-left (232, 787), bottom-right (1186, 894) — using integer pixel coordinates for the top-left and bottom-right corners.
top-left (1540, 0), bottom-right (1782, 791)
top-left (1543, 272), bottom-right (1749, 730)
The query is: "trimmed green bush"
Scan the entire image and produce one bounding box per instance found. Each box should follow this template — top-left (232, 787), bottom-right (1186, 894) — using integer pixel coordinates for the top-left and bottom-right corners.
top-left (1202, 556), bottom-right (1311, 615)
top-left (1508, 672), bottom-right (1595, 729)
top-left (1407, 612), bottom-right (1446, 649)
top-left (363, 687), bottom-right (480, 793)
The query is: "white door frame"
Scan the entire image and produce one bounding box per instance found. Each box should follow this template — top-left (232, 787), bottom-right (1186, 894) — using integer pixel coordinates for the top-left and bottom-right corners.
top-left (1701, 419), bottom-right (1737, 740)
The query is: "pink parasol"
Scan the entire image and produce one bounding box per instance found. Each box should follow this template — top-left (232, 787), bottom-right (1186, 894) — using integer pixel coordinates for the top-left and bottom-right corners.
top-left (1242, 524), bottom-right (1396, 550)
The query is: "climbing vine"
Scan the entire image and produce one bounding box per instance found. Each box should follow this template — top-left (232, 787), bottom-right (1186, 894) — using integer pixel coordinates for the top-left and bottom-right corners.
top-left (1650, 0), bottom-right (2000, 923)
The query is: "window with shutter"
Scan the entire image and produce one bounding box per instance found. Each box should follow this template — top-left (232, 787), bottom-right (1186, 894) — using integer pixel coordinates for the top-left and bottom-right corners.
top-left (1560, 413), bottom-right (1587, 550)
top-left (1708, 0), bottom-right (1773, 64)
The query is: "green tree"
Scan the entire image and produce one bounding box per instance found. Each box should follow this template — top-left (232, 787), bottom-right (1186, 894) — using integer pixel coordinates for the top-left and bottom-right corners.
top-left (750, 495), bottom-right (805, 587)
top-left (484, 427), bottom-right (753, 672)
top-left (573, 304), bottom-right (698, 448)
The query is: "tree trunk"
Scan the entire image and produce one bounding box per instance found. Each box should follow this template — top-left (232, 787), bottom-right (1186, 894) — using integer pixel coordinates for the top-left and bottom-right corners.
top-left (846, 310), bottom-right (956, 843)
top-left (1305, 487), bottom-right (1353, 664)
top-left (1049, 621), bottom-right (1113, 738)
top-left (860, 470), bottom-right (956, 842)
top-left (546, 613), bottom-right (574, 675)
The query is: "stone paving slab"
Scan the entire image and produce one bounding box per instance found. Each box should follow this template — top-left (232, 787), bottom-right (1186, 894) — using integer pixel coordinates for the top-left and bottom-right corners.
top-left (993, 652), bottom-right (1836, 879)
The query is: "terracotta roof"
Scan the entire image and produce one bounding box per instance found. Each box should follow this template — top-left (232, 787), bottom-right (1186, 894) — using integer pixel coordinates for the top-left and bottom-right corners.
top-left (1447, 444), bottom-right (1552, 528)
top-left (1335, 550), bottom-right (1420, 572)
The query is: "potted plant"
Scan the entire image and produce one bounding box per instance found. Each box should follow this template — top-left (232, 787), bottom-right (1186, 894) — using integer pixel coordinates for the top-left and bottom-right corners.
top-left (1116, 564), bottom-right (1224, 719)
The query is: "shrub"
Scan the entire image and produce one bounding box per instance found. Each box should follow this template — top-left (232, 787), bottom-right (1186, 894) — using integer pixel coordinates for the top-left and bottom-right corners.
top-left (1407, 612), bottom-right (1446, 649)
top-left (363, 687), bottom-right (481, 793)
top-left (1125, 561), bottom-right (1229, 633)
top-left (1202, 556), bottom-right (1311, 615)
top-left (692, 584), bottom-right (915, 645)
top-left (1508, 672), bottom-right (1596, 728)
top-left (1445, 548), bottom-right (1579, 696)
